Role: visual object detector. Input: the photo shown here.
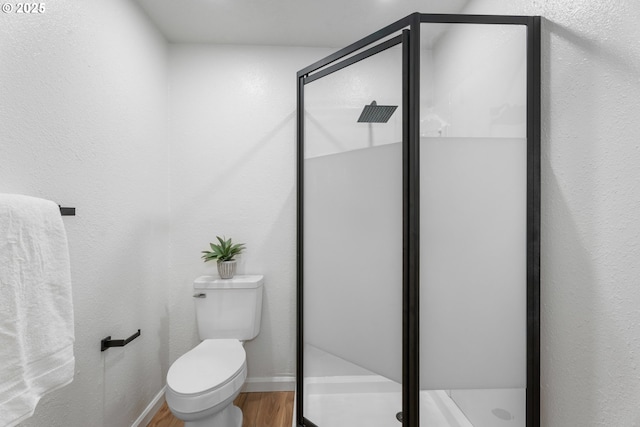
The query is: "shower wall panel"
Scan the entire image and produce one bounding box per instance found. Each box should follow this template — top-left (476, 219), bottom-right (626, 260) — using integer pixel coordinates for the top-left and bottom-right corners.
top-left (419, 25), bottom-right (529, 427)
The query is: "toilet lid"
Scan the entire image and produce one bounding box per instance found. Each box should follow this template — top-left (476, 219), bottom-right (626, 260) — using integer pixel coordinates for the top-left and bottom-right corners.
top-left (167, 339), bottom-right (246, 395)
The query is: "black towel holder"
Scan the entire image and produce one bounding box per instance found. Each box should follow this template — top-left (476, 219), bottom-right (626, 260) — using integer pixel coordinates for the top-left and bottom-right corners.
top-left (101, 329), bottom-right (141, 352)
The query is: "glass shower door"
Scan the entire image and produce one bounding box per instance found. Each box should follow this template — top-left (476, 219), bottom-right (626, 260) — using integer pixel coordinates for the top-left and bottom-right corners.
top-left (419, 22), bottom-right (529, 426)
top-left (301, 36), bottom-right (405, 427)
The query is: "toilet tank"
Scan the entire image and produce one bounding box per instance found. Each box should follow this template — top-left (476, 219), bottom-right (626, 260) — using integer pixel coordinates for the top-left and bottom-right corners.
top-left (193, 275), bottom-right (264, 341)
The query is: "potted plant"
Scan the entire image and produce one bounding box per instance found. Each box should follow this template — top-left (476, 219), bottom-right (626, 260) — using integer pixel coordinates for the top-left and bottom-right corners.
top-left (201, 236), bottom-right (245, 279)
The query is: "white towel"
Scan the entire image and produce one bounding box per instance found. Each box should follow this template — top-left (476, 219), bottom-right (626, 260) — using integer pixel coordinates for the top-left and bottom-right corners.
top-left (0, 194), bottom-right (75, 427)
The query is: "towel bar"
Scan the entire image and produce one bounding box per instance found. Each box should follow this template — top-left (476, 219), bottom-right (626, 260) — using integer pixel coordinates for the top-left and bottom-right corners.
top-left (101, 329), bottom-right (141, 351)
top-left (59, 206), bottom-right (75, 216)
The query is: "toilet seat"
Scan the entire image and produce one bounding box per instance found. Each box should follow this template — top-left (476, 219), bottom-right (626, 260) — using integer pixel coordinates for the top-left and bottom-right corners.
top-left (166, 339), bottom-right (247, 415)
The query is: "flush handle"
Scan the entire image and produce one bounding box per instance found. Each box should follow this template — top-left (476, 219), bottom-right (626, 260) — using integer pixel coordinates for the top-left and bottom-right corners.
top-left (193, 293), bottom-right (206, 298)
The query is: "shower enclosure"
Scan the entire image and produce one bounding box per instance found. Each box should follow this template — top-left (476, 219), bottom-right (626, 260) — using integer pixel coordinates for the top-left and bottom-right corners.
top-left (297, 13), bottom-right (540, 427)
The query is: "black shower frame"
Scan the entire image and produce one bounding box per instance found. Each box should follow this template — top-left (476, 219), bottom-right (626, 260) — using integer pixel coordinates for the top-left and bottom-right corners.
top-left (296, 12), bottom-right (541, 427)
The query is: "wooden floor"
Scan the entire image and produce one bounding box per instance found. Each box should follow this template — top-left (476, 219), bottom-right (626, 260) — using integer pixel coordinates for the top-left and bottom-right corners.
top-left (147, 391), bottom-right (294, 427)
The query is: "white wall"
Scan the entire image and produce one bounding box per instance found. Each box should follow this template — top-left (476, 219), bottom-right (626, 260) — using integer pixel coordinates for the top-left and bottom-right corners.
top-left (456, 1), bottom-right (640, 426)
top-left (167, 45), bottom-right (332, 385)
top-left (0, 1), bottom-right (169, 426)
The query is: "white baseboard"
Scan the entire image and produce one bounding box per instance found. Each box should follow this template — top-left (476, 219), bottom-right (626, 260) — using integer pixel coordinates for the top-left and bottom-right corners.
top-left (242, 376), bottom-right (296, 392)
top-left (131, 385), bottom-right (166, 427)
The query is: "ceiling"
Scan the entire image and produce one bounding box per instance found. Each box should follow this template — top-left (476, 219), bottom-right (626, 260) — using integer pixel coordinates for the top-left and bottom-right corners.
top-left (133, 0), bottom-right (469, 48)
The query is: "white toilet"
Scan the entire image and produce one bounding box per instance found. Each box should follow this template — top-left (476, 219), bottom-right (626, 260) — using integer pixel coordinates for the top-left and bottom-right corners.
top-left (165, 275), bottom-right (264, 427)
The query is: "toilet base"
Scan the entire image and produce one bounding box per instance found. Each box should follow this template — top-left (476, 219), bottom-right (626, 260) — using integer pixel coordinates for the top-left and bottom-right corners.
top-left (184, 403), bottom-right (242, 427)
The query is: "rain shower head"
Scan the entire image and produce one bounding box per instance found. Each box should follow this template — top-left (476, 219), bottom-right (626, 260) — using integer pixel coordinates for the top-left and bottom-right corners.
top-left (357, 101), bottom-right (398, 123)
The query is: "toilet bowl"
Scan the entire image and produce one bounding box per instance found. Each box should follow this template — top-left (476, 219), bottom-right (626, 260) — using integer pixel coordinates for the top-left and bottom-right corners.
top-left (166, 339), bottom-right (246, 427)
top-left (165, 275), bottom-right (264, 427)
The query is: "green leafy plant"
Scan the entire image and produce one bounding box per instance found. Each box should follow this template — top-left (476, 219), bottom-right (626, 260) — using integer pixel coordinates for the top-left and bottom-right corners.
top-left (201, 236), bottom-right (246, 263)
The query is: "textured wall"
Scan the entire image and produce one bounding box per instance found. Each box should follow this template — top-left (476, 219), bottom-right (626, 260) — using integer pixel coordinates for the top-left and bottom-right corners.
top-left (0, 1), bottom-right (169, 426)
top-left (460, 1), bottom-right (640, 425)
top-left (167, 45), bottom-right (332, 383)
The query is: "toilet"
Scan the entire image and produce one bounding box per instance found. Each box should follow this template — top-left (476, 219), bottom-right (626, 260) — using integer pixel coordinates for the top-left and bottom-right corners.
top-left (165, 275), bottom-right (264, 427)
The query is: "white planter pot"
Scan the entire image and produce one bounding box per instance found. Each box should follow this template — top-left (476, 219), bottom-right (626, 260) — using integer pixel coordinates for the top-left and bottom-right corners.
top-left (217, 260), bottom-right (237, 279)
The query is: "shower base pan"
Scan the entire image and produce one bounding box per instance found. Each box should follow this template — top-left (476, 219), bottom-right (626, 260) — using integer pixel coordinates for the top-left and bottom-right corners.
top-left (305, 376), bottom-right (471, 427)
top-left (302, 345), bottom-right (524, 426)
